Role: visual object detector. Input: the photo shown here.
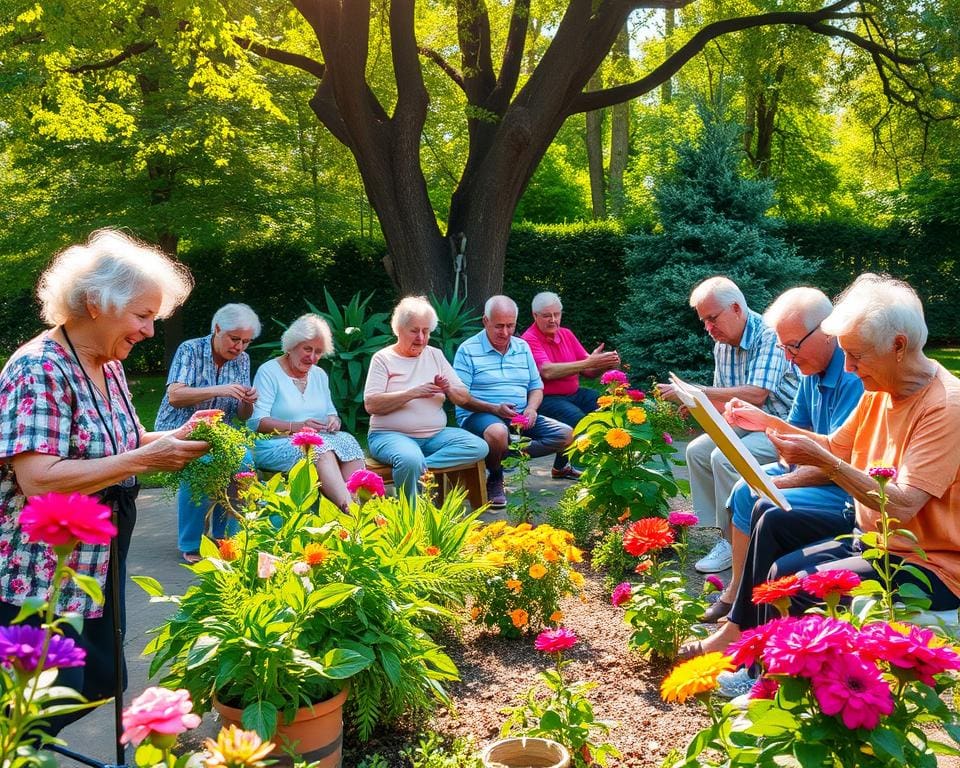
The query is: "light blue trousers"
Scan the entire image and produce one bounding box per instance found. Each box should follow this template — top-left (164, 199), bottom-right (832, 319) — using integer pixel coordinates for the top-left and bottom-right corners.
top-left (367, 427), bottom-right (489, 501)
top-left (727, 462), bottom-right (852, 535)
top-left (177, 447), bottom-right (255, 553)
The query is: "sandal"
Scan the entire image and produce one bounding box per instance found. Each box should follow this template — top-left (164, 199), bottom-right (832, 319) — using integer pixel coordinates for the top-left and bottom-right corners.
top-left (677, 640), bottom-right (705, 661)
top-left (701, 599), bottom-right (733, 623)
top-left (181, 551), bottom-right (202, 564)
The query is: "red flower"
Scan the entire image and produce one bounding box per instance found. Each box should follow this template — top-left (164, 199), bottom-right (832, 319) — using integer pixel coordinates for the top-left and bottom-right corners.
top-left (801, 569), bottom-right (861, 599)
top-left (752, 574), bottom-right (802, 605)
top-left (626, 389), bottom-right (645, 401)
top-left (534, 627), bottom-right (578, 653)
top-left (20, 492), bottom-right (117, 548)
top-left (622, 518), bottom-right (674, 557)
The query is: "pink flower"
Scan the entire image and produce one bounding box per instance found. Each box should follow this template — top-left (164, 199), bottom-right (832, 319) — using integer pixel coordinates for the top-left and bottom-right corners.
top-left (257, 552), bottom-right (279, 578)
top-left (626, 389), bottom-right (645, 401)
top-left (189, 409), bottom-right (224, 427)
top-left (761, 615), bottom-right (857, 678)
top-left (728, 619), bottom-right (789, 669)
top-left (801, 569), bottom-right (861, 599)
top-left (534, 627), bottom-right (578, 653)
top-left (19, 493), bottom-right (117, 548)
top-left (611, 582), bottom-right (632, 607)
top-left (345, 469), bottom-right (386, 497)
top-left (120, 687), bottom-right (201, 746)
top-left (810, 656), bottom-right (894, 730)
top-left (668, 510), bottom-right (698, 527)
top-left (509, 413), bottom-right (530, 429)
top-left (704, 574), bottom-right (724, 593)
top-left (749, 676), bottom-right (779, 700)
top-left (858, 622), bottom-right (960, 685)
top-left (662, 432), bottom-right (674, 445)
top-left (867, 465), bottom-right (897, 482)
top-left (600, 370), bottom-right (629, 386)
top-left (292, 561), bottom-right (311, 576)
top-left (290, 428), bottom-right (325, 449)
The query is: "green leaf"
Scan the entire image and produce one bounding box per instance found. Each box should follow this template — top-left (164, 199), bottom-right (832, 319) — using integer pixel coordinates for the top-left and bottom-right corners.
top-left (307, 582), bottom-right (360, 610)
top-left (132, 575), bottom-right (166, 597)
top-left (243, 700), bottom-right (278, 741)
top-left (870, 726), bottom-right (906, 762)
top-left (539, 709), bottom-right (563, 731)
top-left (321, 648), bottom-right (372, 678)
top-left (71, 573), bottom-right (104, 604)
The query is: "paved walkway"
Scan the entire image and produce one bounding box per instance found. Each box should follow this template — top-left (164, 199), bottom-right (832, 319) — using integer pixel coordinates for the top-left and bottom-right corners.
top-left (56, 448), bottom-right (709, 764)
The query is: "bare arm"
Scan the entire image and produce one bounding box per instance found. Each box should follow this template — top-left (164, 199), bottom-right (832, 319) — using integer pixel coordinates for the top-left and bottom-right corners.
top-left (364, 383), bottom-right (444, 415)
top-left (540, 346), bottom-right (620, 381)
top-left (167, 383), bottom-right (257, 420)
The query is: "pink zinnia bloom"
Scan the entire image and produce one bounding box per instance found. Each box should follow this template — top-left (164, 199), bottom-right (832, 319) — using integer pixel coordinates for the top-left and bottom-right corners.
top-left (662, 432), bottom-right (674, 445)
top-left (801, 569), bottom-right (861, 599)
top-left (120, 687), bottom-right (201, 745)
top-left (509, 413), bottom-right (530, 429)
top-left (599, 370), bottom-right (629, 386)
top-left (762, 615), bottom-right (857, 678)
top-left (704, 574), bottom-right (724, 593)
top-left (867, 465), bottom-right (897, 482)
top-left (257, 552), bottom-right (279, 579)
top-left (728, 619), bottom-right (789, 669)
top-left (20, 492), bottom-right (117, 548)
top-left (610, 582), bottom-right (632, 607)
top-left (749, 676), bottom-right (779, 700)
top-left (290, 428), bottom-right (325, 449)
top-left (626, 389), bottom-right (645, 401)
top-left (291, 561), bottom-right (311, 576)
top-left (810, 656), bottom-right (894, 730)
top-left (345, 469), bottom-right (386, 497)
top-left (534, 627), bottom-right (578, 653)
top-left (859, 622), bottom-right (960, 685)
top-left (668, 510), bottom-right (698, 527)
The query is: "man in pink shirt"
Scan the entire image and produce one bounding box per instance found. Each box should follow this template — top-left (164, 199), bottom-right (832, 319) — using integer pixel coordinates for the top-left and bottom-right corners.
top-left (520, 291), bottom-right (621, 478)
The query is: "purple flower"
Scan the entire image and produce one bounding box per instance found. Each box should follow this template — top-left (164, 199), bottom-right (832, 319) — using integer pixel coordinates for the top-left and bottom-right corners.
top-left (0, 625), bottom-right (86, 673)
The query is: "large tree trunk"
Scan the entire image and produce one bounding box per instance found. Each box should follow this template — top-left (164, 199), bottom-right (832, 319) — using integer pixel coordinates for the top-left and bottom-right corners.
top-left (586, 72), bottom-right (606, 220)
top-left (608, 27), bottom-right (630, 219)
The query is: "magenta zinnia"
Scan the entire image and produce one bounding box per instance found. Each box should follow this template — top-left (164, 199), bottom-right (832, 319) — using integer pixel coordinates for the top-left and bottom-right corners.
top-left (345, 469), bottom-right (386, 497)
top-left (509, 413), bottom-right (530, 429)
top-left (867, 465), bottom-right (897, 482)
top-left (761, 615), bottom-right (857, 678)
top-left (600, 369), bottom-right (629, 386)
top-left (19, 492), bottom-right (117, 548)
top-left (611, 582), bottom-right (632, 607)
top-left (668, 510), bottom-right (698, 527)
top-left (858, 622), bottom-right (960, 685)
top-left (534, 627), bottom-right (578, 653)
top-left (290, 428), bottom-right (324, 449)
top-left (810, 656), bottom-right (894, 730)
top-left (622, 517), bottom-right (674, 557)
top-left (704, 574), bottom-right (725, 593)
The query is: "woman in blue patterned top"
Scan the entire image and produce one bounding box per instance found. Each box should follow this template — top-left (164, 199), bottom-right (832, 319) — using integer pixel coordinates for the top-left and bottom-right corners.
top-left (155, 303), bottom-right (260, 562)
top-left (0, 229), bottom-right (208, 732)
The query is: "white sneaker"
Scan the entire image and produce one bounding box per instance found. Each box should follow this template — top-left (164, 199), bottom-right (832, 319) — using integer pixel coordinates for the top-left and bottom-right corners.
top-left (716, 668), bottom-right (756, 699)
top-left (695, 538), bottom-right (733, 573)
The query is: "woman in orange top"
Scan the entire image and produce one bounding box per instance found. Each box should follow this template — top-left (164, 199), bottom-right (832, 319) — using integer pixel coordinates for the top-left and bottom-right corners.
top-left (688, 273), bottom-right (960, 659)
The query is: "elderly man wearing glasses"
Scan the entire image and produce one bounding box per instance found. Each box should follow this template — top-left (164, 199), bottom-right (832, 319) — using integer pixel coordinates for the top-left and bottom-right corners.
top-left (520, 291), bottom-right (621, 479)
top-left (697, 287), bottom-right (864, 622)
top-left (656, 276), bottom-right (798, 574)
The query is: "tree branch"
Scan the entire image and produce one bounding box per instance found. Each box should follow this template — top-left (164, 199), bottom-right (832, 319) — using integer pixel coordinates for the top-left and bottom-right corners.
top-left (234, 37), bottom-right (325, 79)
top-left (491, 0), bottom-right (531, 111)
top-left (390, 0), bottom-right (429, 126)
top-left (457, 0), bottom-right (497, 104)
top-left (418, 46), bottom-right (465, 91)
top-left (64, 41), bottom-right (156, 74)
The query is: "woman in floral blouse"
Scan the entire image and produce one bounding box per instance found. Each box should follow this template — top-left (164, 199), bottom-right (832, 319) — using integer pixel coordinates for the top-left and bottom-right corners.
top-left (0, 229), bottom-right (208, 731)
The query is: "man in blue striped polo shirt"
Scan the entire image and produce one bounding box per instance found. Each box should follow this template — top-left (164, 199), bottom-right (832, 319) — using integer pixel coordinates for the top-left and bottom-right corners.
top-left (657, 276), bottom-right (798, 574)
top-left (454, 296), bottom-right (572, 509)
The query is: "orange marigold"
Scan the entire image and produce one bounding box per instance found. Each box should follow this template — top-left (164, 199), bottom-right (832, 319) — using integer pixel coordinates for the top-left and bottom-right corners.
top-left (543, 548), bottom-right (559, 563)
top-left (623, 517), bottom-right (674, 557)
top-left (626, 407), bottom-right (647, 425)
top-left (661, 653), bottom-right (734, 703)
top-left (509, 608), bottom-right (529, 629)
top-left (529, 563), bottom-right (547, 579)
top-left (217, 538), bottom-right (238, 562)
top-left (566, 545), bottom-right (583, 563)
top-left (575, 437), bottom-right (592, 453)
top-left (425, 545), bottom-right (440, 556)
top-left (505, 578), bottom-right (523, 594)
top-left (597, 395), bottom-right (615, 409)
top-left (550, 610), bottom-right (564, 623)
top-left (470, 606), bottom-right (481, 621)
top-left (605, 428), bottom-right (631, 449)
top-left (303, 542), bottom-right (329, 566)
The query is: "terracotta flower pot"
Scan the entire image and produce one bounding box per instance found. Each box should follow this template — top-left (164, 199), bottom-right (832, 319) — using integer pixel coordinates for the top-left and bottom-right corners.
top-left (213, 687), bottom-right (348, 767)
top-left (480, 737), bottom-right (571, 768)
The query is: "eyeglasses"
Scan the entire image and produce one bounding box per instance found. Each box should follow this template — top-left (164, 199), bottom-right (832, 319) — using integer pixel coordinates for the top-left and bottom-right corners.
top-left (700, 307), bottom-right (727, 326)
top-left (777, 326), bottom-right (817, 355)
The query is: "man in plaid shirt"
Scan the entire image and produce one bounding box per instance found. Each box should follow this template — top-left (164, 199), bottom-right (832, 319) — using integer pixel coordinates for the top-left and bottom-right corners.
top-left (657, 276), bottom-right (798, 574)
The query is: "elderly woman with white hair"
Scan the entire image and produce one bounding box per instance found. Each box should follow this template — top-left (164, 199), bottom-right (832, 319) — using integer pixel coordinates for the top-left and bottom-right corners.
top-left (363, 296), bottom-right (488, 502)
top-left (248, 313), bottom-right (364, 510)
top-left (684, 273), bottom-right (960, 662)
top-left (155, 303), bottom-right (261, 563)
top-left (0, 229), bottom-right (209, 731)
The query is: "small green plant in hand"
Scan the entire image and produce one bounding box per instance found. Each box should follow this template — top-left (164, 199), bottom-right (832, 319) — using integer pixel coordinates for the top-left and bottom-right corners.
top-left (500, 628), bottom-right (619, 767)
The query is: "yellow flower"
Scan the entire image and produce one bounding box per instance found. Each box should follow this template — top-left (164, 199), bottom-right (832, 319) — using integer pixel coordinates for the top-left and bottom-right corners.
top-left (470, 606), bottom-right (481, 621)
top-left (543, 548), bottom-right (559, 563)
top-left (660, 653), bottom-right (734, 703)
top-left (203, 725), bottom-right (274, 767)
top-left (516, 523), bottom-right (533, 533)
top-left (570, 570), bottom-right (585, 587)
top-left (483, 552), bottom-right (506, 568)
top-left (505, 578), bottom-right (523, 594)
top-left (487, 520), bottom-right (508, 536)
top-left (509, 608), bottom-right (529, 628)
top-left (575, 436), bottom-right (592, 453)
top-left (566, 545), bottom-right (583, 563)
top-left (597, 395), bottom-right (615, 409)
top-left (529, 563), bottom-right (547, 579)
top-left (605, 428), bottom-right (631, 449)
top-left (626, 407), bottom-right (647, 425)
top-left (550, 610), bottom-right (564, 623)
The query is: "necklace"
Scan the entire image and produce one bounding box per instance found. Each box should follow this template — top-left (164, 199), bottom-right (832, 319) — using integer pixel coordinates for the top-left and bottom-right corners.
top-left (282, 356), bottom-right (308, 390)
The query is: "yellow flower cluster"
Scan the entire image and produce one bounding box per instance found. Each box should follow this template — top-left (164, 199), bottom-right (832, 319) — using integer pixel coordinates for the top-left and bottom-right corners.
top-left (597, 395), bottom-right (635, 410)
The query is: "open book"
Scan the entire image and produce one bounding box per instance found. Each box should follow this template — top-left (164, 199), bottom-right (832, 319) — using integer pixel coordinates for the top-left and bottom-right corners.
top-left (669, 372), bottom-right (792, 511)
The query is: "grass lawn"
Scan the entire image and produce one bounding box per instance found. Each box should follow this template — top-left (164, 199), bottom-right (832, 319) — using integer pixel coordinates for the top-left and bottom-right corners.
top-left (930, 347), bottom-right (960, 376)
top-left (127, 374), bottom-right (167, 430)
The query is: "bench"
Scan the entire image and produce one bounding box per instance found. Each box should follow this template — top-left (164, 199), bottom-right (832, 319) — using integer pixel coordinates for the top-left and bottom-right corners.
top-left (364, 457), bottom-right (488, 510)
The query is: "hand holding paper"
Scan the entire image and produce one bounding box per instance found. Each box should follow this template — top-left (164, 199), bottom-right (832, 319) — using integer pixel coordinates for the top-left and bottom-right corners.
top-left (766, 429), bottom-right (833, 471)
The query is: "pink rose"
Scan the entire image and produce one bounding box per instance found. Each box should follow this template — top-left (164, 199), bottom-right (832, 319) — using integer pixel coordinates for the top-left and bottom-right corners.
top-left (19, 492), bottom-right (117, 548)
top-left (120, 687), bottom-right (201, 746)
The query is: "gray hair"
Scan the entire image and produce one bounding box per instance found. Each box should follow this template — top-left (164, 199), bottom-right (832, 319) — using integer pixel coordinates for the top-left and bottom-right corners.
top-left (37, 229), bottom-right (192, 326)
top-left (483, 295), bottom-right (518, 319)
top-left (281, 313), bottom-right (334, 355)
top-left (822, 273), bottom-right (928, 351)
top-left (689, 276), bottom-right (747, 312)
top-left (531, 291), bottom-right (562, 313)
top-left (390, 296), bottom-right (438, 336)
top-left (764, 287), bottom-right (833, 332)
top-left (211, 303), bottom-right (262, 338)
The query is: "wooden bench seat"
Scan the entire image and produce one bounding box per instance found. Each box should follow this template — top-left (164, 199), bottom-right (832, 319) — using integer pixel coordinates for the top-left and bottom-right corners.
top-left (364, 457), bottom-right (488, 510)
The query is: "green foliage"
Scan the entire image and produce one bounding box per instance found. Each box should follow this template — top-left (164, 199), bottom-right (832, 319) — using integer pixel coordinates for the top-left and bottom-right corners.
top-left (503, 426), bottom-right (537, 524)
top-left (615, 110), bottom-right (816, 382)
top-left (590, 526), bottom-right (638, 591)
top-left (428, 293), bottom-right (482, 362)
top-left (514, 142), bottom-right (590, 224)
top-left (400, 732), bottom-right (482, 768)
top-left (545, 487), bottom-right (600, 550)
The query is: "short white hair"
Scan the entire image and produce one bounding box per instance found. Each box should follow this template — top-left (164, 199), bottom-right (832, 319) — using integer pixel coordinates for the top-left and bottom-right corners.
top-left (483, 295), bottom-right (518, 319)
top-left (822, 273), bottom-right (928, 351)
top-left (211, 303), bottom-right (261, 338)
top-left (532, 292), bottom-right (562, 313)
top-left (390, 296), bottom-right (437, 336)
top-left (764, 287), bottom-right (833, 332)
top-left (281, 313), bottom-right (334, 355)
top-left (689, 276), bottom-right (747, 312)
top-left (37, 229), bottom-right (192, 326)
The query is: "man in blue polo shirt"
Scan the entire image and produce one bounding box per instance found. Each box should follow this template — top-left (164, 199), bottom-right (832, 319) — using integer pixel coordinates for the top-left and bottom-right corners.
top-left (700, 286), bottom-right (864, 622)
top-left (454, 295), bottom-right (572, 509)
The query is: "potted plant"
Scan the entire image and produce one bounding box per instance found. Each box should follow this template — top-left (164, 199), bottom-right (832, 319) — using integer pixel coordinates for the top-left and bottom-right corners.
top-left (136, 458), bottom-right (485, 753)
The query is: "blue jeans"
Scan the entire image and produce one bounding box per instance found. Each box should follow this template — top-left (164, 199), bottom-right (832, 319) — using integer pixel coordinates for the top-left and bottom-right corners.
top-left (367, 427), bottom-right (489, 501)
top-left (177, 447), bottom-right (254, 553)
top-left (728, 463), bottom-right (852, 534)
top-left (539, 387), bottom-right (599, 469)
top-left (461, 412), bottom-right (571, 477)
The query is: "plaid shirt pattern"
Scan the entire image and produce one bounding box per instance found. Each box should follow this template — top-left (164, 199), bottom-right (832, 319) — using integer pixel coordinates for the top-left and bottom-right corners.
top-left (713, 309), bottom-right (798, 419)
top-left (154, 334), bottom-right (251, 430)
top-left (0, 335), bottom-right (142, 617)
